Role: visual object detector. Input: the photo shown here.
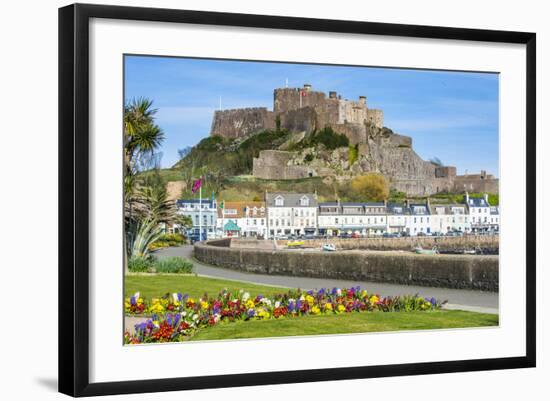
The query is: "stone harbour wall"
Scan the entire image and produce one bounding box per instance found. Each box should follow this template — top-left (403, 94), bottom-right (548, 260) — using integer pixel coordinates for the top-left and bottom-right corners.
top-left (194, 241), bottom-right (499, 291)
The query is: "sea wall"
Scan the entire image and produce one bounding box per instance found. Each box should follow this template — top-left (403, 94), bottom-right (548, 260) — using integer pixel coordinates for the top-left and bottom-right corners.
top-left (273, 235), bottom-right (499, 252)
top-left (194, 241), bottom-right (499, 291)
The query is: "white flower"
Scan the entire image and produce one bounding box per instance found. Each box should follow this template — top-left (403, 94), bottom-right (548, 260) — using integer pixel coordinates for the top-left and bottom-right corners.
top-left (172, 293), bottom-right (179, 303)
top-left (288, 298), bottom-right (295, 303)
top-left (300, 295), bottom-right (305, 301)
top-left (336, 289), bottom-right (342, 296)
top-left (275, 301), bottom-right (281, 308)
top-left (192, 314), bottom-right (198, 321)
top-left (182, 311), bottom-right (187, 317)
top-left (134, 292), bottom-right (140, 300)
top-left (242, 292), bottom-right (250, 302)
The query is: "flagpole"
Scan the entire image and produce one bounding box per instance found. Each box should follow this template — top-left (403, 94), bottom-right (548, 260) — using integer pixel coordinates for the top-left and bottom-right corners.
top-left (199, 181), bottom-right (202, 241)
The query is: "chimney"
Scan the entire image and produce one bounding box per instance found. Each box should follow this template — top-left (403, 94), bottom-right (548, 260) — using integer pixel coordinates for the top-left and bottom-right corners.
top-left (359, 95), bottom-right (366, 105)
top-left (405, 199), bottom-right (410, 208)
top-left (465, 191), bottom-right (470, 204)
top-left (303, 84), bottom-right (312, 92)
top-left (329, 91), bottom-right (337, 99)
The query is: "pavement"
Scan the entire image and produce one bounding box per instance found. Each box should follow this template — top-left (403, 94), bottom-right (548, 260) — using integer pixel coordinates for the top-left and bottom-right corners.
top-left (153, 245), bottom-right (499, 314)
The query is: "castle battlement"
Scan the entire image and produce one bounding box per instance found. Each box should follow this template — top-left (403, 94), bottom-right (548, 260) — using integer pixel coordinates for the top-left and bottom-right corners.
top-left (209, 83), bottom-right (384, 140)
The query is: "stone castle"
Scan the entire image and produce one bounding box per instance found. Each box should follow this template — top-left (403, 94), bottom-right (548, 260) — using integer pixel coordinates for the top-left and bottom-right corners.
top-left (209, 84), bottom-right (498, 197)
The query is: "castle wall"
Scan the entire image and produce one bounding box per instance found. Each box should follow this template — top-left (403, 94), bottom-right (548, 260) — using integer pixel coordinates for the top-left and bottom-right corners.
top-left (391, 177), bottom-right (454, 197)
top-left (452, 176), bottom-right (499, 194)
top-left (253, 150), bottom-right (331, 179)
top-left (210, 107), bottom-right (275, 138)
top-left (338, 99), bottom-right (368, 124)
top-left (279, 107), bottom-right (318, 133)
top-left (274, 88), bottom-right (327, 114)
top-left (367, 109), bottom-right (384, 127)
top-left (332, 123), bottom-right (367, 145)
top-left (435, 166), bottom-right (457, 178)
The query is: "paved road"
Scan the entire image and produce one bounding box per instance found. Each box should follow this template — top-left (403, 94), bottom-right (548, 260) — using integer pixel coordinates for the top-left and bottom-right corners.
top-left (155, 245), bottom-right (498, 313)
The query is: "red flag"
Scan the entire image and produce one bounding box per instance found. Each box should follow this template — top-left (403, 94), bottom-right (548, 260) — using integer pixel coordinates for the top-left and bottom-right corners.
top-left (191, 177), bottom-right (202, 194)
top-left (300, 90), bottom-right (306, 97)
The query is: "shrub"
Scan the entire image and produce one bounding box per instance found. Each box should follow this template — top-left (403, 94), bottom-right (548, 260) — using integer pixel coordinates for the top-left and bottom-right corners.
top-left (128, 256), bottom-right (154, 273)
top-left (348, 144), bottom-right (359, 165)
top-left (350, 173), bottom-right (390, 201)
top-left (307, 127), bottom-right (349, 150)
top-left (153, 257), bottom-right (194, 274)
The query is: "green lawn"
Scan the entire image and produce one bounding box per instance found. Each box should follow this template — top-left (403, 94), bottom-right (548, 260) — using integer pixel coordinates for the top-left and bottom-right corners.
top-left (189, 310), bottom-right (498, 341)
top-left (125, 274), bottom-right (291, 300)
top-left (125, 274), bottom-right (499, 340)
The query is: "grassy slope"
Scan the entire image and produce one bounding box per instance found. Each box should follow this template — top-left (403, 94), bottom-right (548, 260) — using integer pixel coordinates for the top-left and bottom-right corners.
top-left (125, 274), bottom-right (498, 341)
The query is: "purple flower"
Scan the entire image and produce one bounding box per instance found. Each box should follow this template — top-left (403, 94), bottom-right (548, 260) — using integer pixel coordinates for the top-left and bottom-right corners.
top-left (130, 296), bottom-right (136, 306)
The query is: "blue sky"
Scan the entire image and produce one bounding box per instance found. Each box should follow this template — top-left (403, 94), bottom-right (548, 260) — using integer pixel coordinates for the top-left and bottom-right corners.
top-left (124, 55), bottom-right (499, 175)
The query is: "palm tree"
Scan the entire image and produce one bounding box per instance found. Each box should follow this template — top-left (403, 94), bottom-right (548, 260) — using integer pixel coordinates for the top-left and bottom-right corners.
top-left (124, 98), bottom-right (165, 272)
top-left (124, 98), bottom-right (165, 179)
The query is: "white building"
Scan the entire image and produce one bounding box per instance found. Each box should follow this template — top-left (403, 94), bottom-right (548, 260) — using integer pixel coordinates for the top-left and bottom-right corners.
top-left (175, 198), bottom-right (217, 241)
top-left (430, 203), bottom-right (470, 234)
top-left (408, 202), bottom-right (431, 235)
top-left (317, 202), bottom-right (387, 236)
top-left (266, 192), bottom-right (318, 237)
top-left (386, 203), bottom-right (410, 234)
top-left (466, 193), bottom-right (494, 233)
top-left (217, 201), bottom-right (267, 238)
top-left (489, 206), bottom-right (500, 233)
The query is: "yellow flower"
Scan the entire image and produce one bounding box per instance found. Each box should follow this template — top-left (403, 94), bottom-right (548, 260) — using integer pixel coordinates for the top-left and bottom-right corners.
top-left (150, 304), bottom-right (164, 313)
top-left (200, 301), bottom-right (209, 310)
top-left (311, 306), bottom-right (321, 315)
top-left (246, 300), bottom-right (255, 309)
top-left (337, 304), bottom-right (346, 313)
top-left (325, 303), bottom-right (333, 311)
top-left (305, 295), bottom-right (315, 305)
top-left (257, 309), bottom-right (270, 319)
top-left (370, 295), bottom-right (379, 304)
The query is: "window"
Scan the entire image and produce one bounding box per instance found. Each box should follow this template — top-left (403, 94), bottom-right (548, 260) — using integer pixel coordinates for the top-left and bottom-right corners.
top-left (300, 196), bottom-right (310, 206)
top-left (275, 196), bottom-right (284, 206)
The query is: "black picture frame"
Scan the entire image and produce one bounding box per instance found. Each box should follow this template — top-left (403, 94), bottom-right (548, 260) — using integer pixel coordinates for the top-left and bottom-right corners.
top-left (58, 3), bottom-right (536, 397)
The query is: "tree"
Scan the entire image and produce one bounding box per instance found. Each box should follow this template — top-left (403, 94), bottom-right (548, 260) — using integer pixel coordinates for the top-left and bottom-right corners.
top-left (350, 173), bottom-right (389, 201)
top-left (124, 98), bottom-right (164, 184)
top-left (123, 98), bottom-right (165, 272)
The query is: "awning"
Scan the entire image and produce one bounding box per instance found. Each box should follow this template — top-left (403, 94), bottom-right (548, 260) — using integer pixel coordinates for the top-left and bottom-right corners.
top-left (223, 220), bottom-right (241, 231)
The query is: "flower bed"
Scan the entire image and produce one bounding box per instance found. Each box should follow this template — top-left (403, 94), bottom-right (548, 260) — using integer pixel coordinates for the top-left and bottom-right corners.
top-left (124, 287), bottom-right (446, 344)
